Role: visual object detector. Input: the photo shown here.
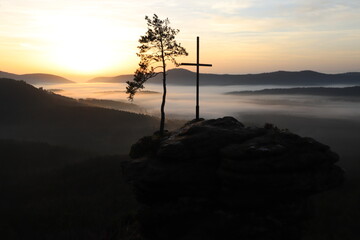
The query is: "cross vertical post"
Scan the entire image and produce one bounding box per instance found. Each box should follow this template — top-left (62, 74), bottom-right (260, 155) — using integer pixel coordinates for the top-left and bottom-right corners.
top-left (196, 36), bottom-right (200, 119)
top-left (180, 37), bottom-right (212, 120)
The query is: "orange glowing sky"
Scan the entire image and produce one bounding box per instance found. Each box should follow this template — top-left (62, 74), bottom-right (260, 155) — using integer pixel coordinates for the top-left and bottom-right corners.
top-left (0, 0), bottom-right (359, 81)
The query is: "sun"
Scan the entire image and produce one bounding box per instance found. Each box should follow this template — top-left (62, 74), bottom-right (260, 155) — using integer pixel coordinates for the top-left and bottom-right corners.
top-left (48, 16), bottom-right (122, 74)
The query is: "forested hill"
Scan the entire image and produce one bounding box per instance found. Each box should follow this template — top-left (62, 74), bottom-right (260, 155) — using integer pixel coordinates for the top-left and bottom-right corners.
top-left (0, 78), bottom-right (78, 108)
top-left (0, 78), bottom-right (158, 154)
top-left (88, 69), bottom-right (360, 86)
top-left (0, 71), bottom-right (73, 84)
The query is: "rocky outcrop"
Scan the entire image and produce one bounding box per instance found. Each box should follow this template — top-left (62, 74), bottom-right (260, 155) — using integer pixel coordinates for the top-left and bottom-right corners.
top-left (124, 117), bottom-right (344, 240)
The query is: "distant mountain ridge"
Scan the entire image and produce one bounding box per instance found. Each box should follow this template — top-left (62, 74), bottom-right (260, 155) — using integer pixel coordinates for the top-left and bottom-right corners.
top-left (3, 69), bottom-right (360, 86)
top-left (0, 71), bottom-right (73, 84)
top-left (226, 86), bottom-right (360, 97)
top-left (89, 69), bottom-right (360, 86)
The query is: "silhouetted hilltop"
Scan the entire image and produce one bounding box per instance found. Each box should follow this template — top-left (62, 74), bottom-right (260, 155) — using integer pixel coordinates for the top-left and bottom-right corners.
top-left (0, 71), bottom-right (73, 84)
top-left (88, 68), bottom-right (360, 86)
top-left (226, 86), bottom-right (360, 97)
top-left (0, 78), bottom-right (78, 109)
top-left (0, 78), bottom-right (157, 154)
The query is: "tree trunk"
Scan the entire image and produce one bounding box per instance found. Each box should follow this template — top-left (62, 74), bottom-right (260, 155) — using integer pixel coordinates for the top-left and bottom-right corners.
top-left (160, 68), bottom-right (166, 135)
top-left (159, 36), bottom-right (167, 135)
top-left (159, 44), bottom-right (167, 135)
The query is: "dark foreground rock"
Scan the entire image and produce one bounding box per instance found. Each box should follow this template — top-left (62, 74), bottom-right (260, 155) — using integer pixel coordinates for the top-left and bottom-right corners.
top-left (124, 117), bottom-right (344, 240)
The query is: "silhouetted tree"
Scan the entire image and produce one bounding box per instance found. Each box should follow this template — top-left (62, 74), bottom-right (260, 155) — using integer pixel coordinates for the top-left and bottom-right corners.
top-left (126, 14), bottom-right (188, 135)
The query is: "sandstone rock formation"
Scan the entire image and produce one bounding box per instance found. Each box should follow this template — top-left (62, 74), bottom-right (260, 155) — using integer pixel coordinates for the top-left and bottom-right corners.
top-left (124, 117), bottom-right (344, 240)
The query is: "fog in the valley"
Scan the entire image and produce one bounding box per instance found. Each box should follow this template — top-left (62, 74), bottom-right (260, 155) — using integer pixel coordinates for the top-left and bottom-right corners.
top-left (41, 82), bottom-right (360, 120)
top-left (38, 82), bottom-right (360, 177)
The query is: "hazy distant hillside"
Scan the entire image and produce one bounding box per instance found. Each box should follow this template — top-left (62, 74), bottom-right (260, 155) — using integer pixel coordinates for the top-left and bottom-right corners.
top-left (88, 73), bottom-right (133, 83)
top-left (79, 98), bottom-right (145, 113)
top-left (86, 69), bottom-right (194, 84)
top-left (0, 78), bottom-right (157, 154)
top-left (0, 71), bottom-right (73, 84)
top-left (226, 86), bottom-right (360, 97)
top-left (88, 68), bottom-right (360, 86)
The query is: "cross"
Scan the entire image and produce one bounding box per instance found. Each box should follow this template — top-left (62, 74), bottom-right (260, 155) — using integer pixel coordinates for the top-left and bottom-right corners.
top-left (180, 36), bottom-right (212, 120)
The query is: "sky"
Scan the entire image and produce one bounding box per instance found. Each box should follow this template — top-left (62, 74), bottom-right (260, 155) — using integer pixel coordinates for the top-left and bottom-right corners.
top-left (0, 0), bottom-right (359, 81)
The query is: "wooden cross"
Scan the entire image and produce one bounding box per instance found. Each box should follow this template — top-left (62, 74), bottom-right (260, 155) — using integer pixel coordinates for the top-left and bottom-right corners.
top-left (180, 36), bottom-right (212, 120)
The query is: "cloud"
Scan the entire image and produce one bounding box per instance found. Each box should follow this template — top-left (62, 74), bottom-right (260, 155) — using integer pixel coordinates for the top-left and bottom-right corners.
top-left (211, 1), bottom-right (253, 14)
top-left (203, 0), bottom-right (360, 34)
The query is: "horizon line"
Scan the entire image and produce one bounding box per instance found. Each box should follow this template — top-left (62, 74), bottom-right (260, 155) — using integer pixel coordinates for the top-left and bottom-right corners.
top-left (1, 68), bottom-right (360, 82)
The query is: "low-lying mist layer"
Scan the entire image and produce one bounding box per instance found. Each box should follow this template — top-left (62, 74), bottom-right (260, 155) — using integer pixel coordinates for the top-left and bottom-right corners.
top-left (33, 81), bottom-right (360, 177)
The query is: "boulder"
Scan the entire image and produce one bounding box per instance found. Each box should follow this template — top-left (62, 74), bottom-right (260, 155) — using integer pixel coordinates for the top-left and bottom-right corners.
top-left (123, 117), bottom-right (344, 240)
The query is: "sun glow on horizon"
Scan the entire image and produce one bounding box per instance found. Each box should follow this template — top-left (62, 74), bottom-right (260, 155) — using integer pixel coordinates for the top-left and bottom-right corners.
top-left (44, 16), bottom-right (121, 74)
top-left (31, 14), bottom-right (140, 76)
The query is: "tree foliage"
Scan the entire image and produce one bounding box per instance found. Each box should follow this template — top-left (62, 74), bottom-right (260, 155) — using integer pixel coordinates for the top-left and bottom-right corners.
top-left (126, 14), bottom-right (188, 134)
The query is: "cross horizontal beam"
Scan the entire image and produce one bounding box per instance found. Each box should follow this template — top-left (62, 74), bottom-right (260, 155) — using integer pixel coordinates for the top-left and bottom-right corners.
top-left (180, 63), bottom-right (212, 67)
